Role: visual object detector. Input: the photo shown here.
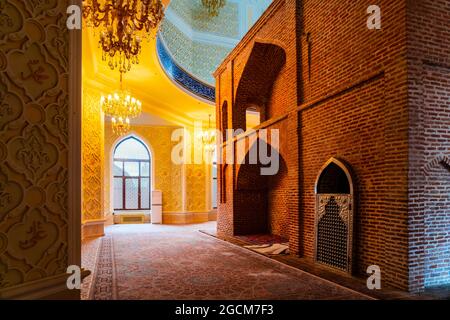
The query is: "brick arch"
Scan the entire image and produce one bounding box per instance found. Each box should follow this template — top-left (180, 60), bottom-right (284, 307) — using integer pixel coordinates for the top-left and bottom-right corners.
top-left (315, 158), bottom-right (355, 195)
top-left (423, 154), bottom-right (450, 174)
top-left (233, 42), bottom-right (286, 131)
top-left (234, 140), bottom-right (288, 236)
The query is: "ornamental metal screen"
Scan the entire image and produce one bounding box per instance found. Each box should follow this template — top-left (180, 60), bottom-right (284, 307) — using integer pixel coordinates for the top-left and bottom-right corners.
top-left (315, 194), bottom-right (353, 273)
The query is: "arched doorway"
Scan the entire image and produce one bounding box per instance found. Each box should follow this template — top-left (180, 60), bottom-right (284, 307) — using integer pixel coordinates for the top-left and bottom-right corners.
top-left (314, 158), bottom-right (354, 274)
top-left (113, 136), bottom-right (152, 212)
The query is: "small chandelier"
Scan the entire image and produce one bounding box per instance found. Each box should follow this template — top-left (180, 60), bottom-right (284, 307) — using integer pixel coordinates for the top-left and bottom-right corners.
top-left (201, 0), bottom-right (226, 17)
top-left (202, 115), bottom-right (216, 152)
top-left (100, 75), bottom-right (142, 135)
top-left (83, 0), bottom-right (165, 74)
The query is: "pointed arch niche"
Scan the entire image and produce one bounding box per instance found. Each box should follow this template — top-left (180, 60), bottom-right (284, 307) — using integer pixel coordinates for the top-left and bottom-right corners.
top-left (111, 135), bottom-right (154, 213)
top-left (314, 158), bottom-right (355, 274)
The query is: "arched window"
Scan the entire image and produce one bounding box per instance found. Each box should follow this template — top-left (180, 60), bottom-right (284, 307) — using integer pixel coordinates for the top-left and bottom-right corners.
top-left (113, 137), bottom-right (152, 211)
top-left (246, 105), bottom-right (262, 131)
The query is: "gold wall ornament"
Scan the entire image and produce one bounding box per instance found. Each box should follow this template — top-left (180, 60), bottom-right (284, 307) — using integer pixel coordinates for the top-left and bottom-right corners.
top-left (82, 92), bottom-right (104, 222)
top-left (201, 0), bottom-right (226, 17)
top-left (83, 0), bottom-right (165, 74)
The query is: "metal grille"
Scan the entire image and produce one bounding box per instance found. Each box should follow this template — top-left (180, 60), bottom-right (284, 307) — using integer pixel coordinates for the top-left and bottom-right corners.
top-left (120, 215), bottom-right (145, 224)
top-left (315, 195), bottom-right (352, 273)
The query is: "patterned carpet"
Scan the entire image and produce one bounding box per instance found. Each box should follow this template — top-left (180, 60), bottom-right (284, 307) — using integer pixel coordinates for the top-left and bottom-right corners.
top-left (80, 237), bottom-right (101, 300)
top-left (84, 223), bottom-right (370, 300)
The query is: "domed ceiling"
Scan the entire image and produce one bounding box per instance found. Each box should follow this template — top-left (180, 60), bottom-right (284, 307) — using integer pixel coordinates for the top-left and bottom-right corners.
top-left (158, 0), bottom-right (272, 98)
top-left (82, 0), bottom-right (272, 128)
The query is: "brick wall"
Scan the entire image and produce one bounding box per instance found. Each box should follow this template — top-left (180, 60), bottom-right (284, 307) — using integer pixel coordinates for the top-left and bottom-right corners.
top-left (215, 0), bottom-right (449, 292)
top-left (407, 0), bottom-right (450, 292)
top-left (298, 0), bottom-right (409, 290)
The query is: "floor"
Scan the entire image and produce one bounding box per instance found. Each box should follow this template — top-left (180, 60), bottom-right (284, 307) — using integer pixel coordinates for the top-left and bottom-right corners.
top-left (81, 222), bottom-right (372, 300)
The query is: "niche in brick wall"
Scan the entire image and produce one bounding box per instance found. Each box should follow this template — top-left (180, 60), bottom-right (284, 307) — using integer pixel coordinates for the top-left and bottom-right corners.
top-left (234, 139), bottom-right (287, 236)
top-left (314, 158), bottom-right (354, 274)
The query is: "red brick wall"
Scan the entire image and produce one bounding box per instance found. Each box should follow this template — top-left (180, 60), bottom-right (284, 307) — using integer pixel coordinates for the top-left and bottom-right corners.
top-left (407, 0), bottom-right (450, 292)
top-left (300, 76), bottom-right (388, 279)
top-left (214, 0), bottom-right (450, 292)
top-left (215, 0), bottom-right (298, 240)
top-left (298, 0), bottom-right (409, 290)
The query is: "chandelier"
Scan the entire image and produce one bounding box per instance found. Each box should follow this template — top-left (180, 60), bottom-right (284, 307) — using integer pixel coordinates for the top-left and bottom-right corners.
top-left (83, 0), bottom-right (165, 74)
top-left (201, 0), bottom-right (226, 17)
top-left (100, 76), bottom-right (142, 135)
top-left (201, 115), bottom-right (216, 153)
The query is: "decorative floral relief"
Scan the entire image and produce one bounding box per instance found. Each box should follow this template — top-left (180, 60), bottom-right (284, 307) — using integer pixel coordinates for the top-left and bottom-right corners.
top-left (46, 95), bottom-right (68, 144)
top-left (82, 91), bottom-right (104, 221)
top-left (0, 82), bottom-right (23, 131)
top-left (0, 142), bottom-right (6, 161)
top-left (24, 0), bottom-right (58, 18)
top-left (0, 0), bottom-right (23, 39)
top-left (44, 242), bottom-right (68, 276)
top-left (0, 259), bottom-right (23, 289)
top-left (44, 14), bottom-right (68, 71)
top-left (7, 126), bottom-right (58, 183)
top-left (0, 0), bottom-right (69, 290)
top-left (0, 232), bottom-right (7, 255)
top-left (7, 209), bottom-right (58, 266)
top-left (0, 167), bottom-right (23, 221)
top-left (317, 195), bottom-right (352, 226)
top-left (0, 50), bottom-right (6, 71)
top-left (7, 43), bottom-right (58, 101)
top-left (24, 268), bottom-right (47, 283)
top-left (46, 168), bottom-right (68, 216)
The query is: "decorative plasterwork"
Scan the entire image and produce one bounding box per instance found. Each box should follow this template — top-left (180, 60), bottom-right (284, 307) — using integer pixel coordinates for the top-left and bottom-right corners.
top-left (0, 0), bottom-right (71, 291)
top-left (81, 92), bottom-right (104, 222)
top-left (161, 0), bottom-right (272, 85)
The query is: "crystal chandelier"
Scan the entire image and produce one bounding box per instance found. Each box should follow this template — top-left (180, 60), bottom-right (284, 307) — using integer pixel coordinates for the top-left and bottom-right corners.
top-left (83, 0), bottom-right (165, 74)
top-left (202, 115), bottom-right (216, 152)
top-left (100, 76), bottom-right (142, 135)
top-left (201, 0), bottom-right (226, 17)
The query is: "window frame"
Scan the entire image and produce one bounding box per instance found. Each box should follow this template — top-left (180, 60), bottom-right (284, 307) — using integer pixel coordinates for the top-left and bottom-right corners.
top-left (212, 160), bottom-right (218, 210)
top-left (113, 137), bottom-right (152, 211)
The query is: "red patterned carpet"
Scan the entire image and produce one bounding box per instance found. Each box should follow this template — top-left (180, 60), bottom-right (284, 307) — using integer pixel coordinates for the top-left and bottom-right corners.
top-left (84, 223), bottom-right (370, 300)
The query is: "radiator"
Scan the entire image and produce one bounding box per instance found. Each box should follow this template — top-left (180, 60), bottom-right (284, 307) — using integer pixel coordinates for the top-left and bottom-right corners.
top-left (119, 214), bottom-right (145, 224)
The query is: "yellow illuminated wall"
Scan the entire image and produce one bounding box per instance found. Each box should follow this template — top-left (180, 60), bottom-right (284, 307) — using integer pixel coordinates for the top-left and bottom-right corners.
top-left (81, 90), bottom-right (104, 223)
top-left (104, 123), bottom-right (213, 223)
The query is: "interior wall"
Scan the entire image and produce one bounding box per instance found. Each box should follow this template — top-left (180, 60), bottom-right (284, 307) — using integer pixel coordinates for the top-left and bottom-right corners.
top-left (407, 0), bottom-right (450, 292)
top-left (0, 0), bottom-right (76, 297)
top-left (215, 0), bottom-right (412, 291)
top-left (81, 90), bottom-right (104, 225)
top-left (104, 124), bottom-right (183, 216)
top-left (104, 124), bottom-right (212, 223)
